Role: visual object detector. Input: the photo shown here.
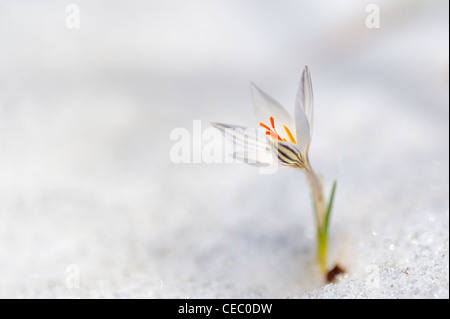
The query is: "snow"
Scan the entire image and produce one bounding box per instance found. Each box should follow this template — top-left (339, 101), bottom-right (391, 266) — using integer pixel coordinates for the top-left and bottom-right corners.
top-left (0, 0), bottom-right (448, 298)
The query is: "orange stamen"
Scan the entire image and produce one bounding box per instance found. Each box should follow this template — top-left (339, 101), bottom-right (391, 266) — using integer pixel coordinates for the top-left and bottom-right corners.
top-left (260, 117), bottom-right (287, 142)
top-left (260, 123), bottom-right (272, 131)
top-left (270, 132), bottom-right (283, 140)
top-left (284, 126), bottom-right (297, 144)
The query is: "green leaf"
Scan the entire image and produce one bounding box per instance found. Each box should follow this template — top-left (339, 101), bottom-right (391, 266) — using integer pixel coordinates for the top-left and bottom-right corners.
top-left (323, 180), bottom-right (337, 235)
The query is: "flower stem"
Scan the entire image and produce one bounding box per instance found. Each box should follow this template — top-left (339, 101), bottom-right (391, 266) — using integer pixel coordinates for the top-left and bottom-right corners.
top-left (305, 168), bottom-right (326, 229)
top-left (318, 228), bottom-right (328, 274)
top-left (305, 168), bottom-right (328, 273)
top-left (305, 169), bottom-right (337, 276)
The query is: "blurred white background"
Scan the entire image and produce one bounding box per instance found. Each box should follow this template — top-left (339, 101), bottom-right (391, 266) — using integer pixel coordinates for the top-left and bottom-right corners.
top-left (0, 0), bottom-right (448, 298)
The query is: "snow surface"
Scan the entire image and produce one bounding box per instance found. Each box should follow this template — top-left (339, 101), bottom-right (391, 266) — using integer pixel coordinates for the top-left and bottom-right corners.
top-left (0, 1), bottom-right (448, 298)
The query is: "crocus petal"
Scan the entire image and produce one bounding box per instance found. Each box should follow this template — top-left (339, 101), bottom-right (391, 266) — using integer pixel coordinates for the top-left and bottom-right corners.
top-left (250, 83), bottom-right (296, 141)
top-left (296, 66), bottom-right (314, 128)
top-left (232, 150), bottom-right (275, 167)
top-left (211, 122), bottom-right (270, 152)
top-left (295, 66), bottom-right (313, 152)
top-left (267, 138), bottom-right (308, 170)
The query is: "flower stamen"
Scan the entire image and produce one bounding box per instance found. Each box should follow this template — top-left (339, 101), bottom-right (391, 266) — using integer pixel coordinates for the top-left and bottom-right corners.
top-left (260, 116), bottom-right (297, 144)
top-left (284, 126), bottom-right (297, 144)
top-left (270, 116), bottom-right (276, 129)
top-left (260, 116), bottom-right (286, 141)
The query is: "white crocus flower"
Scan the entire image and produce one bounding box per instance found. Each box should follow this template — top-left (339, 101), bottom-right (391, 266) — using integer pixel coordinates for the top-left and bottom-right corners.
top-left (212, 66), bottom-right (340, 280)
